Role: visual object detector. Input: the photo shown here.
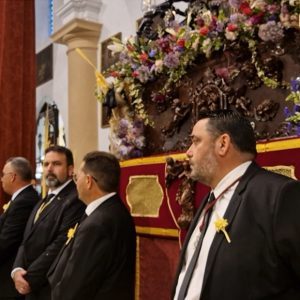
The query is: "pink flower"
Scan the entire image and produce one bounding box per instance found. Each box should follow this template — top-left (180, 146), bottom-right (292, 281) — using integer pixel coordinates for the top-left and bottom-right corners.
top-left (176, 38), bottom-right (185, 48)
top-left (139, 52), bottom-right (148, 62)
top-left (111, 71), bottom-right (119, 77)
top-left (227, 23), bottom-right (238, 32)
top-left (240, 2), bottom-right (252, 16)
top-left (132, 71), bottom-right (139, 78)
top-left (199, 26), bottom-right (209, 36)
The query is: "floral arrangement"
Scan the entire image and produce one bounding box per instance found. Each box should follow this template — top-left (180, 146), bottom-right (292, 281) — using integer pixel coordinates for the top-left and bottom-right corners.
top-left (101, 0), bottom-right (299, 160)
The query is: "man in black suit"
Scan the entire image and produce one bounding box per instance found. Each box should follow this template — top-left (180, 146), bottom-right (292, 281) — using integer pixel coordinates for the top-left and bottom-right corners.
top-left (12, 146), bottom-right (85, 300)
top-left (0, 157), bottom-right (39, 300)
top-left (48, 151), bottom-right (136, 300)
top-left (172, 110), bottom-right (300, 299)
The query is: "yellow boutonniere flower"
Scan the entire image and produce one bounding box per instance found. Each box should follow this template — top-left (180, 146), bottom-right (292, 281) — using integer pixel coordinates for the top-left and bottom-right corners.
top-left (66, 223), bottom-right (79, 245)
top-left (214, 213), bottom-right (231, 243)
top-left (3, 201), bottom-right (11, 212)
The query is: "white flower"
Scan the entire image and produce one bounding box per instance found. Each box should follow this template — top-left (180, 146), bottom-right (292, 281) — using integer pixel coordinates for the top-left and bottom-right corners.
top-left (107, 42), bottom-right (124, 54)
top-left (225, 30), bottom-right (238, 41)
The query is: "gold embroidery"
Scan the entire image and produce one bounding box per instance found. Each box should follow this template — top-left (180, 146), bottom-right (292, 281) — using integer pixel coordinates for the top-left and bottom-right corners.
top-left (126, 175), bottom-right (163, 217)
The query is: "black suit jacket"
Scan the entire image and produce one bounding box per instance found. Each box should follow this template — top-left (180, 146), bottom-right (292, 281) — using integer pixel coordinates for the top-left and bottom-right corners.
top-left (0, 185), bottom-right (39, 298)
top-left (172, 162), bottom-right (300, 299)
top-left (48, 194), bottom-right (136, 300)
top-left (13, 181), bottom-right (85, 300)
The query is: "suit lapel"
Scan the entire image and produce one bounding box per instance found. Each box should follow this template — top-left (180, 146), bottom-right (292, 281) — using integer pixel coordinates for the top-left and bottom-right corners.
top-left (200, 162), bottom-right (260, 293)
top-left (24, 181), bottom-right (76, 240)
top-left (33, 196), bottom-right (61, 226)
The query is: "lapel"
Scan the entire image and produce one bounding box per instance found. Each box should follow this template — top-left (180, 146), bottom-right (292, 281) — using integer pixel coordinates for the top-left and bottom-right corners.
top-left (24, 181), bottom-right (76, 240)
top-left (48, 195), bottom-right (113, 279)
top-left (200, 162), bottom-right (260, 294)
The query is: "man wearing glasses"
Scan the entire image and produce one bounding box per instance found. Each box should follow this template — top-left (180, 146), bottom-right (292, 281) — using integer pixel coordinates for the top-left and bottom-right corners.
top-left (0, 157), bottom-right (39, 300)
top-left (48, 151), bottom-right (136, 300)
top-left (12, 146), bottom-right (85, 300)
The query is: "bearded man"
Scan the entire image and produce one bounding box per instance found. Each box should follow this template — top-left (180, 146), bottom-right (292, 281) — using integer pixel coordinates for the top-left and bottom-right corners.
top-left (12, 146), bottom-right (85, 300)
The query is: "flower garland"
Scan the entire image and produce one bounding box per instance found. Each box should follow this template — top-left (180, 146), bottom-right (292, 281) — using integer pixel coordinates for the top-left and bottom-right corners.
top-left (102, 0), bottom-right (299, 159)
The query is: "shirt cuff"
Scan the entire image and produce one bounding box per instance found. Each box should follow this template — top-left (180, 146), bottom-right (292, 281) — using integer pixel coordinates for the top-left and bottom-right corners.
top-left (11, 267), bottom-right (25, 279)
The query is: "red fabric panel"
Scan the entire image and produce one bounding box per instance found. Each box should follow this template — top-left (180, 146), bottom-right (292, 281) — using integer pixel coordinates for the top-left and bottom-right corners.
top-left (0, 0), bottom-right (36, 206)
top-left (138, 236), bottom-right (179, 300)
top-left (256, 148), bottom-right (300, 178)
top-left (120, 146), bottom-right (300, 231)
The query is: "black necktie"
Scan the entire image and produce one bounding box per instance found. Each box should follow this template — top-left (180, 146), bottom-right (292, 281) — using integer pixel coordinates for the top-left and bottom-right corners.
top-left (44, 193), bottom-right (55, 204)
top-left (177, 192), bottom-right (215, 300)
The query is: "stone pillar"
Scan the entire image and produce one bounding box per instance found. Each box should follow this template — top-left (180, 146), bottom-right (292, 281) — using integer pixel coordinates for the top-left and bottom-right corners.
top-left (51, 19), bottom-right (101, 168)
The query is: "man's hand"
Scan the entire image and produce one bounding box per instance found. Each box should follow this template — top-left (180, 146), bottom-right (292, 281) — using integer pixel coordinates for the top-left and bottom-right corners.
top-left (13, 269), bottom-right (31, 295)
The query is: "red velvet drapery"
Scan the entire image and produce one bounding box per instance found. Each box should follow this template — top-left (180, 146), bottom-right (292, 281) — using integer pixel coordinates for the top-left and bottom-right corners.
top-left (0, 0), bottom-right (36, 205)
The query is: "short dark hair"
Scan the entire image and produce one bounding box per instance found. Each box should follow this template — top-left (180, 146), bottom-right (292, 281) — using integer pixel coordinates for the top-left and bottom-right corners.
top-left (45, 146), bottom-right (74, 166)
top-left (82, 151), bottom-right (120, 193)
top-left (7, 157), bottom-right (33, 181)
top-left (198, 109), bottom-right (257, 157)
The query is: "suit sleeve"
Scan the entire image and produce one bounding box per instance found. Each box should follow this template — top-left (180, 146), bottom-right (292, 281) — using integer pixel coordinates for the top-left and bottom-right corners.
top-left (274, 180), bottom-right (300, 280)
top-left (25, 198), bottom-right (85, 291)
top-left (0, 194), bottom-right (36, 264)
top-left (52, 223), bottom-right (113, 300)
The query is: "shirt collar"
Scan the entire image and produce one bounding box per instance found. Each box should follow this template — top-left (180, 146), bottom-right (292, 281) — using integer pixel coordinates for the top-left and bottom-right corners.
top-left (85, 192), bottom-right (116, 216)
top-left (213, 161), bottom-right (252, 199)
top-left (48, 179), bottom-right (72, 196)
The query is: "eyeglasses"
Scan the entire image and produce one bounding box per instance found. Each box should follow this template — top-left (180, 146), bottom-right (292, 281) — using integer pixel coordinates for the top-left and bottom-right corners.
top-left (72, 173), bottom-right (97, 183)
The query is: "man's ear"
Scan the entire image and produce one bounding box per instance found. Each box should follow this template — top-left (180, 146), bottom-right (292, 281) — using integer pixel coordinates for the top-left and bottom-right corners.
top-left (216, 134), bottom-right (231, 156)
top-left (86, 175), bottom-right (93, 189)
top-left (68, 165), bottom-right (74, 177)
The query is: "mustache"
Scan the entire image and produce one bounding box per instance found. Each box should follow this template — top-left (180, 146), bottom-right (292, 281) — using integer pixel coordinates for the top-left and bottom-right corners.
top-left (46, 173), bottom-right (58, 180)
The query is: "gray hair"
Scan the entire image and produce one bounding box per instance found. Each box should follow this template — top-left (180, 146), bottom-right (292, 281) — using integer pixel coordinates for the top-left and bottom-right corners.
top-left (6, 157), bottom-right (33, 181)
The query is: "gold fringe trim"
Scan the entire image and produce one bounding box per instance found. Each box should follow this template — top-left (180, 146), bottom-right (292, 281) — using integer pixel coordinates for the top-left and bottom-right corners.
top-left (135, 236), bottom-right (140, 300)
top-left (120, 153), bottom-right (188, 167)
top-left (136, 226), bottom-right (179, 237)
top-left (121, 138), bottom-right (300, 168)
top-left (256, 138), bottom-right (300, 153)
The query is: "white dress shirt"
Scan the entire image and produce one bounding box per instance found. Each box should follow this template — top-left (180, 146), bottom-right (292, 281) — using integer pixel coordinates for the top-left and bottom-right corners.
top-left (174, 161), bottom-right (251, 300)
top-left (85, 192), bottom-right (116, 216)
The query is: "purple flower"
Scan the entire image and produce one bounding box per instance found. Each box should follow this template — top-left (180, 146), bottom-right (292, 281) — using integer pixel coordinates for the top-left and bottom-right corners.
top-left (118, 119), bottom-right (129, 137)
top-left (258, 21), bottom-right (284, 42)
top-left (131, 63), bottom-right (139, 70)
top-left (163, 52), bottom-right (180, 69)
top-left (149, 49), bottom-right (157, 57)
top-left (284, 106), bottom-right (291, 117)
top-left (216, 21), bottom-right (225, 32)
top-left (291, 79), bottom-right (300, 92)
top-left (136, 65), bottom-right (151, 83)
top-left (230, 13), bottom-right (246, 24)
